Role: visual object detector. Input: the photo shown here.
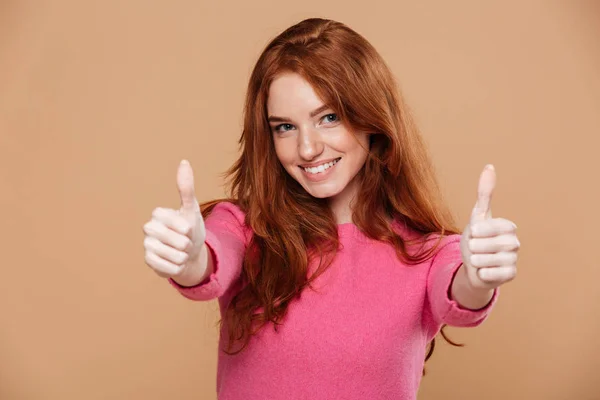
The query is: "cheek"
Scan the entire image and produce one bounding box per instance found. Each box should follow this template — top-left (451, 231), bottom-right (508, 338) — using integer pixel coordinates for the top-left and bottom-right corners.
top-left (356, 133), bottom-right (370, 149)
top-left (332, 129), bottom-right (369, 151)
top-left (273, 138), bottom-right (296, 166)
top-left (347, 134), bottom-right (370, 171)
top-left (344, 133), bottom-right (369, 158)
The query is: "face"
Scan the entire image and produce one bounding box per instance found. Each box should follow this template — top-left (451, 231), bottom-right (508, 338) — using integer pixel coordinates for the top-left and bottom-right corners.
top-left (267, 73), bottom-right (370, 204)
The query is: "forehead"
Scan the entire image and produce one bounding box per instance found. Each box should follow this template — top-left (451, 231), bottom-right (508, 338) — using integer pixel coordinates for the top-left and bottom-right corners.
top-left (267, 73), bottom-right (326, 116)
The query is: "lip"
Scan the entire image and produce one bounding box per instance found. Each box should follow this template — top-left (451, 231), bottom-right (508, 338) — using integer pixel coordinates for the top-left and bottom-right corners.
top-left (298, 157), bottom-right (341, 169)
top-left (299, 158), bottom-right (340, 182)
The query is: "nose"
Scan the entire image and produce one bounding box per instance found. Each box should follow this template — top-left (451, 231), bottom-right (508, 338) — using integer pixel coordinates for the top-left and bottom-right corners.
top-left (297, 127), bottom-right (324, 161)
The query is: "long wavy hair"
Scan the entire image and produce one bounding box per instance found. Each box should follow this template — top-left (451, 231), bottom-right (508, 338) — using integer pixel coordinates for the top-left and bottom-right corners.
top-left (201, 18), bottom-right (462, 370)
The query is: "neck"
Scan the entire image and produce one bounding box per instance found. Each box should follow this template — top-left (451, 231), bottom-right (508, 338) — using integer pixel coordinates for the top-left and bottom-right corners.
top-left (328, 178), bottom-right (360, 225)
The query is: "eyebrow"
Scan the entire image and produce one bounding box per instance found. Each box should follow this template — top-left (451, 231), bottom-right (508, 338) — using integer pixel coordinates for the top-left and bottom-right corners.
top-left (267, 104), bottom-right (331, 123)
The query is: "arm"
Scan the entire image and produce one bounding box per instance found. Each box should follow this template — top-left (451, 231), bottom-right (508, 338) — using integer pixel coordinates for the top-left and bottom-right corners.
top-left (425, 236), bottom-right (497, 329)
top-left (424, 166), bottom-right (520, 335)
top-left (453, 164), bottom-right (519, 309)
top-left (450, 263), bottom-right (494, 310)
top-left (168, 201), bottom-right (250, 301)
top-left (143, 160), bottom-right (249, 301)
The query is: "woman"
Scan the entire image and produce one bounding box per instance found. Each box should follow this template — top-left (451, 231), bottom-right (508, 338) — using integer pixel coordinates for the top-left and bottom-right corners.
top-left (142, 18), bottom-right (519, 399)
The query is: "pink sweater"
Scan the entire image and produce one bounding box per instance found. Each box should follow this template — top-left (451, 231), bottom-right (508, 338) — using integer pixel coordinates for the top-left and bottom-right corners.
top-left (170, 202), bottom-right (497, 400)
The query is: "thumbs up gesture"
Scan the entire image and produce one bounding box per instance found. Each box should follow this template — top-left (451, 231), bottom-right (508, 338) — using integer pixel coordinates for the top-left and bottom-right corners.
top-left (459, 165), bottom-right (520, 290)
top-left (143, 160), bottom-right (208, 283)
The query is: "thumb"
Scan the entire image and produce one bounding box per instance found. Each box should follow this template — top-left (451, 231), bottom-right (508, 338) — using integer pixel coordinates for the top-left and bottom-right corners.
top-left (176, 159), bottom-right (200, 214)
top-left (471, 164), bottom-right (496, 223)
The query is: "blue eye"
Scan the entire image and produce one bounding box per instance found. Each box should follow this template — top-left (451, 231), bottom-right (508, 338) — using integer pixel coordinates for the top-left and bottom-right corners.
top-left (323, 113), bottom-right (339, 123)
top-left (274, 123), bottom-right (294, 133)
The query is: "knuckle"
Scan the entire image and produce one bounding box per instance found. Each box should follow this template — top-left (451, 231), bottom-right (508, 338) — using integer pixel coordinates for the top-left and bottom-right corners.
top-left (500, 236), bottom-right (514, 250)
top-left (154, 270), bottom-right (170, 278)
top-left (165, 247), bottom-right (186, 265)
top-left (180, 237), bottom-right (193, 251)
top-left (168, 249), bottom-right (181, 264)
top-left (178, 251), bottom-right (190, 264)
top-left (506, 266), bottom-right (517, 280)
top-left (147, 220), bottom-right (166, 237)
top-left (180, 221), bottom-right (192, 235)
top-left (151, 221), bottom-right (165, 235)
top-left (144, 251), bottom-right (155, 266)
top-left (159, 221), bottom-right (170, 234)
top-left (173, 216), bottom-right (190, 234)
top-left (477, 268), bottom-right (489, 281)
top-left (469, 254), bottom-right (479, 266)
top-left (468, 239), bottom-right (477, 252)
top-left (502, 218), bottom-right (517, 232)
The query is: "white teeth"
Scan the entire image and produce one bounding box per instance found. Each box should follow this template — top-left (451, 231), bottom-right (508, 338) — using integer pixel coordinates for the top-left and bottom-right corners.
top-left (303, 158), bottom-right (339, 174)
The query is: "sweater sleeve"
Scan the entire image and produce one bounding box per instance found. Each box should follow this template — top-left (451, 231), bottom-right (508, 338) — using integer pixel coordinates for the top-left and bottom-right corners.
top-left (168, 201), bottom-right (251, 301)
top-left (425, 234), bottom-right (498, 331)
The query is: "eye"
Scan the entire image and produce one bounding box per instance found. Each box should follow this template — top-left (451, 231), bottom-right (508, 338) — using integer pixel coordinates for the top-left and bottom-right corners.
top-left (274, 123), bottom-right (295, 133)
top-left (322, 113), bottom-right (339, 124)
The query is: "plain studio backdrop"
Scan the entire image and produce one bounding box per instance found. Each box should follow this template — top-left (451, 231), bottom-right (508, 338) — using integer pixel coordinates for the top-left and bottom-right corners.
top-left (1, 1), bottom-right (599, 399)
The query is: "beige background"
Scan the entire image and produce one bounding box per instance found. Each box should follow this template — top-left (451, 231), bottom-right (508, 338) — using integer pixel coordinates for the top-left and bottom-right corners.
top-left (1, 1), bottom-right (599, 399)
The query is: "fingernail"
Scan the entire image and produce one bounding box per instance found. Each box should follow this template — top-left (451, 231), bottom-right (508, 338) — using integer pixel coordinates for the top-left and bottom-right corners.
top-left (468, 239), bottom-right (475, 251)
top-left (486, 164), bottom-right (495, 171)
top-left (477, 268), bottom-right (486, 280)
top-left (470, 254), bottom-right (478, 265)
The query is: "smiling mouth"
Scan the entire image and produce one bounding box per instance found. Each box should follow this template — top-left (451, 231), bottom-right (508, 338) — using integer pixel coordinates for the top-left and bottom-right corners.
top-left (300, 157), bottom-right (341, 175)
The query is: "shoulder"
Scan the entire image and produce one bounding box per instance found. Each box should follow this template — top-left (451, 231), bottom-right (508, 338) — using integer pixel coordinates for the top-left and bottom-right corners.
top-left (427, 233), bottom-right (462, 266)
top-left (392, 220), bottom-right (462, 262)
top-left (205, 200), bottom-right (247, 222)
top-left (431, 233), bottom-right (461, 249)
top-left (392, 218), bottom-right (460, 245)
top-left (203, 200), bottom-right (252, 243)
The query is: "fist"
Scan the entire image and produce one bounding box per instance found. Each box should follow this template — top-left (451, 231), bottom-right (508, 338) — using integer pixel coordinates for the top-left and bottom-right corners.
top-left (460, 165), bottom-right (520, 290)
top-left (143, 160), bottom-right (206, 278)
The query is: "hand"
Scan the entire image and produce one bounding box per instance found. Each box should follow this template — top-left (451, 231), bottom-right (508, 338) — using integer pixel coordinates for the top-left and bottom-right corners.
top-left (143, 160), bottom-right (207, 279)
top-left (460, 165), bottom-right (520, 290)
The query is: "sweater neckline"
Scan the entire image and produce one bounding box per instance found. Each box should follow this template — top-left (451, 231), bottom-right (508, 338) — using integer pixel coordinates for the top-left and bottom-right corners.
top-left (336, 220), bottom-right (410, 239)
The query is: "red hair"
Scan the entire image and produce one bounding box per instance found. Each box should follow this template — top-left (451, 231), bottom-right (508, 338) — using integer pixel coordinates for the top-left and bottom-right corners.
top-left (202, 18), bottom-right (462, 370)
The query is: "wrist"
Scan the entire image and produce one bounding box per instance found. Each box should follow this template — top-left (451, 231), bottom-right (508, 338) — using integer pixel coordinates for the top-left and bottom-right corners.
top-left (450, 264), bottom-right (495, 310)
top-left (172, 243), bottom-right (209, 287)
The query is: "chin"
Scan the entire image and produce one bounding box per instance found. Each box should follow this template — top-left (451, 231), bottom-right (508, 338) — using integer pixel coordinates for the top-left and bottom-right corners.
top-left (301, 182), bottom-right (343, 199)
